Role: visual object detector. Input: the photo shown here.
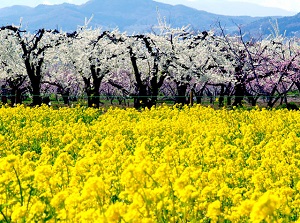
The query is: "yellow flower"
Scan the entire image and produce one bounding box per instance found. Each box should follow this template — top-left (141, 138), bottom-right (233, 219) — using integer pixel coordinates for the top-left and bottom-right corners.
top-left (50, 190), bottom-right (69, 209)
top-left (0, 135), bottom-right (4, 143)
top-left (296, 181), bottom-right (300, 191)
top-left (105, 202), bottom-right (126, 222)
top-left (1, 104), bottom-right (300, 221)
top-left (61, 133), bottom-right (73, 144)
top-left (206, 200), bottom-right (221, 222)
top-left (250, 191), bottom-right (280, 223)
top-left (11, 204), bottom-right (27, 222)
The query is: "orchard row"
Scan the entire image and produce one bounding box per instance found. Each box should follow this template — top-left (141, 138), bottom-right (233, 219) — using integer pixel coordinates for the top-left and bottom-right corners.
top-left (0, 20), bottom-right (299, 108)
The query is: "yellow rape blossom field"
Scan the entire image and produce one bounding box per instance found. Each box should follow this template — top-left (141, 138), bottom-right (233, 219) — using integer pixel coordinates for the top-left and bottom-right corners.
top-left (1, 104), bottom-right (300, 222)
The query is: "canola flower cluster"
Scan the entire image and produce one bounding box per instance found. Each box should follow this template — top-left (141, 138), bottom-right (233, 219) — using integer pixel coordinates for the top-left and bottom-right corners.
top-left (0, 104), bottom-right (300, 222)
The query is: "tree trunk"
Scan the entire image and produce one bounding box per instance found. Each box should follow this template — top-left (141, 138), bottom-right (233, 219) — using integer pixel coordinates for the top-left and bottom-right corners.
top-left (90, 66), bottom-right (104, 108)
top-left (219, 85), bottom-right (225, 108)
top-left (225, 83), bottom-right (232, 106)
top-left (27, 63), bottom-right (42, 106)
top-left (149, 75), bottom-right (158, 108)
top-left (148, 72), bottom-right (166, 109)
top-left (83, 77), bottom-right (93, 107)
top-left (61, 90), bottom-right (70, 105)
top-left (31, 83), bottom-right (42, 106)
top-left (194, 84), bottom-right (207, 104)
top-left (175, 82), bottom-right (187, 105)
top-left (232, 83), bottom-right (245, 107)
top-left (129, 47), bottom-right (149, 109)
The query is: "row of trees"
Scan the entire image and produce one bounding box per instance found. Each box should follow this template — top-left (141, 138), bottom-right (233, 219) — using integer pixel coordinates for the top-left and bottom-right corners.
top-left (0, 18), bottom-right (300, 108)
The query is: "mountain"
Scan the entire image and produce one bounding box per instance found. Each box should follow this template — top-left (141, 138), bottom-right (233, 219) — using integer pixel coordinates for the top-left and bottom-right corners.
top-left (0, 0), bottom-right (297, 37)
top-left (0, 0), bottom-right (261, 33)
top-left (278, 13), bottom-right (300, 36)
top-left (240, 13), bottom-right (300, 37)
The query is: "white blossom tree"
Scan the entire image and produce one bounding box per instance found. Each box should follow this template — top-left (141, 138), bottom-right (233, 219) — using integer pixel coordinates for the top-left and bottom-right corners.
top-left (52, 22), bottom-right (126, 107)
top-left (0, 18), bottom-right (300, 109)
top-left (0, 25), bottom-right (65, 105)
top-left (0, 28), bottom-right (30, 105)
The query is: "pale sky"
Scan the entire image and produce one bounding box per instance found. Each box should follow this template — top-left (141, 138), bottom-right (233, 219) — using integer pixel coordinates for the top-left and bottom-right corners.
top-left (0, 0), bottom-right (299, 15)
top-left (0, 0), bottom-right (87, 7)
top-left (231, 0), bottom-right (300, 12)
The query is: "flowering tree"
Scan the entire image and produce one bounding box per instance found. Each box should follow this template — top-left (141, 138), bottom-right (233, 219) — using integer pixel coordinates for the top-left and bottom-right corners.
top-left (209, 23), bottom-right (300, 108)
top-left (253, 35), bottom-right (300, 107)
top-left (152, 16), bottom-right (233, 106)
top-left (121, 33), bottom-right (171, 108)
top-left (0, 28), bottom-right (30, 105)
top-left (0, 25), bottom-right (64, 105)
top-left (152, 18), bottom-right (201, 105)
top-left (1, 18), bottom-right (300, 108)
top-left (42, 63), bottom-right (83, 105)
top-left (53, 25), bottom-right (126, 107)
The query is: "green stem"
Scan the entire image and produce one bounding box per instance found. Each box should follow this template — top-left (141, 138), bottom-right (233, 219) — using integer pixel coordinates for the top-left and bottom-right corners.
top-left (0, 209), bottom-right (9, 223)
top-left (12, 166), bottom-right (24, 206)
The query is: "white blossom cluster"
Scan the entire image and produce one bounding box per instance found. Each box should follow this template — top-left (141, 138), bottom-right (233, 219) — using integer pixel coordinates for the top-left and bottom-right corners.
top-left (0, 21), bottom-right (299, 107)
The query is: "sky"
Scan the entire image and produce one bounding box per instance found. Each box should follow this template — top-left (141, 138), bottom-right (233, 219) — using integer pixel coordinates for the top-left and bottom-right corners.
top-left (0, 0), bottom-right (87, 7)
top-left (158, 0), bottom-right (299, 14)
top-left (230, 0), bottom-right (299, 12)
top-left (0, 0), bottom-right (299, 15)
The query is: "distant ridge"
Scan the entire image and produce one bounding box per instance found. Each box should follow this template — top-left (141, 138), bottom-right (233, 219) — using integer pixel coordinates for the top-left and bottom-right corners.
top-left (0, 0), bottom-right (298, 37)
top-left (241, 13), bottom-right (300, 37)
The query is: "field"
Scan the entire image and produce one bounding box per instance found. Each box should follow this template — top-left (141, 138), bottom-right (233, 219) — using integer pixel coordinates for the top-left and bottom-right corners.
top-left (0, 104), bottom-right (300, 222)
